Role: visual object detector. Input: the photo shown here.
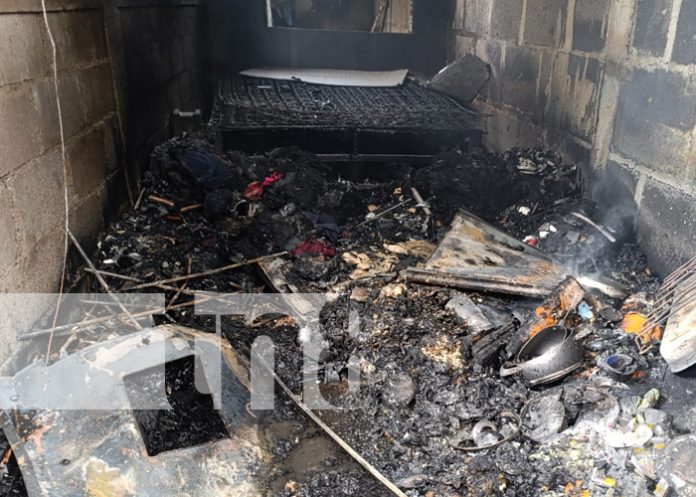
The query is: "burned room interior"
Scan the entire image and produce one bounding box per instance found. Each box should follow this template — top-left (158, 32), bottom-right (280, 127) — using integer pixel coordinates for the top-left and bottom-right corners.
top-left (2, 0), bottom-right (696, 496)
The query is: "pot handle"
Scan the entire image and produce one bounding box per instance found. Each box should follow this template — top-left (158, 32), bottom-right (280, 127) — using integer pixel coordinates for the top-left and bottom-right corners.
top-left (499, 362), bottom-right (522, 377)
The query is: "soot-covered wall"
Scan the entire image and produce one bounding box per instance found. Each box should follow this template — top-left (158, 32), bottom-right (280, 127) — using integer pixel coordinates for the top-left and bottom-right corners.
top-left (452, 0), bottom-right (696, 275)
top-left (0, 0), bottom-right (209, 365)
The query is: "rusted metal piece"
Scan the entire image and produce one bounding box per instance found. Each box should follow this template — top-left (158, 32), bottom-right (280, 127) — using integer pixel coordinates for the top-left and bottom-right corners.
top-left (637, 254), bottom-right (696, 355)
top-left (403, 211), bottom-right (567, 298)
top-left (520, 277), bottom-right (586, 338)
top-left (0, 325), bottom-right (263, 497)
top-left (658, 274), bottom-right (696, 369)
top-left (403, 211), bottom-right (626, 299)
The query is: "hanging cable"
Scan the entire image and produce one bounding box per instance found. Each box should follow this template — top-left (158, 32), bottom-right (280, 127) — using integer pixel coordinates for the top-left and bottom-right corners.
top-left (40, 0), bottom-right (70, 363)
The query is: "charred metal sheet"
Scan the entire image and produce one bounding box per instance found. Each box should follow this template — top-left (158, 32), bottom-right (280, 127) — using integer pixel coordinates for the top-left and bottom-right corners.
top-left (403, 211), bottom-right (567, 298)
top-left (403, 211), bottom-right (626, 299)
top-left (0, 325), bottom-right (263, 497)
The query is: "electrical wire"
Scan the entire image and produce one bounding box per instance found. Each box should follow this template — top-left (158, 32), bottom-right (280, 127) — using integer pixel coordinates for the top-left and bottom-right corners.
top-left (40, 0), bottom-right (70, 363)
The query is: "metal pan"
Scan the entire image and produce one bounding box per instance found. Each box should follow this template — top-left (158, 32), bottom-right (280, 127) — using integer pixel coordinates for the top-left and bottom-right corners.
top-left (500, 325), bottom-right (584, 385)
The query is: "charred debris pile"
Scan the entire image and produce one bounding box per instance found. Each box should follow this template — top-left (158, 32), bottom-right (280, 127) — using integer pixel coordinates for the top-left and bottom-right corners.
top-left (14, 135), bottom-right (693, 497)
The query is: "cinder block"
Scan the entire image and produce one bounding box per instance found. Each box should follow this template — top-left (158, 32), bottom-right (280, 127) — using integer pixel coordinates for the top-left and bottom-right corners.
top-left (454, 0), bottom-right (466, 29)
top-left (57, 71), bottom-right (88, 138)
top-left (632, 0), bottom-right (672, 56)
top-left (170, 38), bottom-right (184, 76)
top-left (181, 34), bottom-right (199, 71)
top-left (524, 0), bottom-right (567, 47)
top-left (179, 69), bottom-right (194, 105)
top-left (67, 125), bottom-right (109, 200)
top-left (184, 7), bottom-right (199, 35)
top-left (14, 227), bottom-right (64, 293)
top-left (155, 43), bottom-right (174, 87)
top-left (33, 69), bottom-right (95, 151)
top-left (672, 0), bottom-right (696, 64)
top-left (161, 8), bottom-right (181, 41)
top-left (80, 62), bottom-right (115, 124)
top-left (52, 11), bottom-right (107, 69)
top-left (175, 8), bottom-right (189, 38)
top-left (454, 35), bottom-right (475, 58)
top-left (474, 39), bottom-right (503, 102)
top-left (620, 68), bottom-right (696, 130)
top-left (69, 186), bottom-right (106, 243)
top-left (490, 0), bottom-right (523, 41)
top-left (0, 14), bottom-right (50, 87)
top-left (613, 68), bottom-right (696, 175)
top-left (0, 292), bottom-right (59, 365)
top-left (0, 183), bottom-right (18, 270)
top-left (0, 84), bottom-right (42, 177)
top-left (32, 78), bottom-right (60, 152)
top-left (477, 103), bottom-right (544, 151)
top-left (573, 0), bottom-right (609, 52)
top-left (7, 148), bottom-right (65, 248)
top-left (465, 0), bottom-right (492, 36)
top-left (637, 177), bottom-right (696, 275)
top-left (612, 119), bottom-right (691, 178)
top-left (547, 53), bottom-right (603, 141)
top-left (500, 45), bottom-right (551, 121)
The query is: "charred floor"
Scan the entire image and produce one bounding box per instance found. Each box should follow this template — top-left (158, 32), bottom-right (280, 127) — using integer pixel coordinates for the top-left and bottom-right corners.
top-left (2, 3), bottom-right (696, 497)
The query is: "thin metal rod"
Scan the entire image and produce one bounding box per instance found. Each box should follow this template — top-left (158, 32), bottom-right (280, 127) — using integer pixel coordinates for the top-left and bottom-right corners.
top-left (262, 363), bottom-right (408, 497)
top-left (570, 212), bottom-right (616, 243)
top-left (355, 198), bottom-right (413, 228)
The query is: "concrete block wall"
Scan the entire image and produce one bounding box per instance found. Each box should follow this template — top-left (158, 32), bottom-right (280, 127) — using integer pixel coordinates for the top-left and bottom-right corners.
top-left (0, 0), bottom-right (208, 364)
top-left (451, 0), bottom-right (696, 274)
top-left (114, 0), bottom-right (209, 164)
top-left (0, 1), bottom-right (126, 357)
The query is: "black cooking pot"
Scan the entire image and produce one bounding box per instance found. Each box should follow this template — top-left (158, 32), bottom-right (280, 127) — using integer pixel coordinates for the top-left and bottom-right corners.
top-left (500, 325), bottom-right (584, 386)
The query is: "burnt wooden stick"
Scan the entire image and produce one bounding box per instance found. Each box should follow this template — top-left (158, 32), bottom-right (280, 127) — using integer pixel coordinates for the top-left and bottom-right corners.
top-left (84, 269), bottom-right (243, 292)
top-left (125, 252), bottom-right (288, 291)
top-left (148, 195), bottom-right (175, 208)
top-left (20, 298), bottom-right (210, 340)
top-left (133, 188), bottom-right (146, 210)
top-left (180, 203), bottom-right (202, 213)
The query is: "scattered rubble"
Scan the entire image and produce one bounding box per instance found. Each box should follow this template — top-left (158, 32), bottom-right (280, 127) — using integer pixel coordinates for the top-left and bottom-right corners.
top-left (4, 136), bottom-right (692, 497)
